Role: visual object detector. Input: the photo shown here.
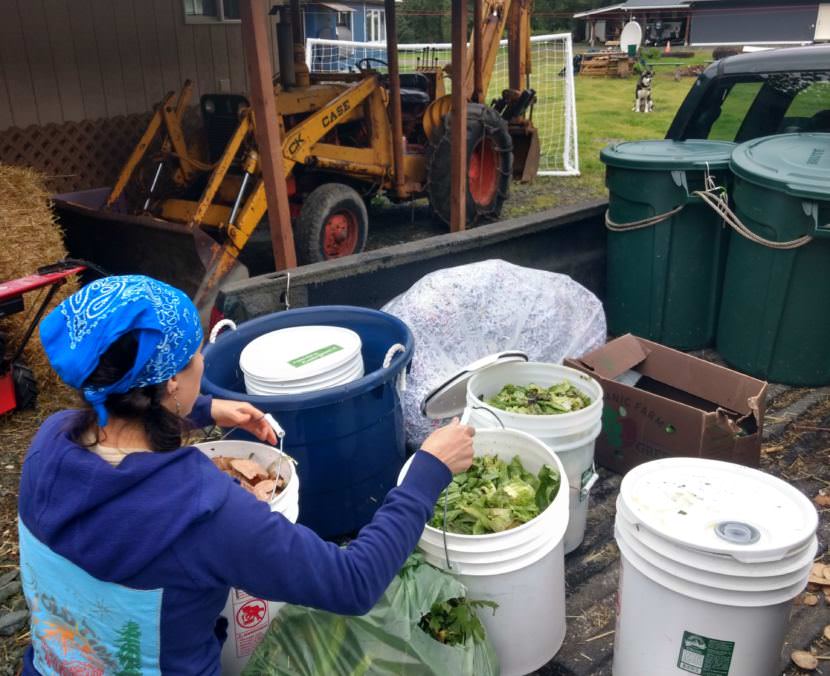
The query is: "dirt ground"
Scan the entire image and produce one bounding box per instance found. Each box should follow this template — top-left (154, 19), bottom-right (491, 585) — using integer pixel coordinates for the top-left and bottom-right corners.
top-left (363, 176), bottom-right (602, 252)
top-left (531, 362), bottom-right (830, 676)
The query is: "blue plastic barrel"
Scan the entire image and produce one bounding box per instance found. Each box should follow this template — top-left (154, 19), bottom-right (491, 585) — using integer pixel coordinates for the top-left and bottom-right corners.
top-left (201, 306), bottom-right (414, 538)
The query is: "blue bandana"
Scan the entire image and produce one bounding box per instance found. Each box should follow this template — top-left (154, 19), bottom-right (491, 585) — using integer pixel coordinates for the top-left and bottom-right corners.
top-left (40, 275), bottom-right (203, 426)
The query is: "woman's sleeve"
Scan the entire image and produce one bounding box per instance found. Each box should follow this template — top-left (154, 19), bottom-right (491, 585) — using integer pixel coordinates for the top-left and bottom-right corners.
top-left (180, 450), bottom-right (450, 615)
top-left (186, 394), bottom-right (214, 429)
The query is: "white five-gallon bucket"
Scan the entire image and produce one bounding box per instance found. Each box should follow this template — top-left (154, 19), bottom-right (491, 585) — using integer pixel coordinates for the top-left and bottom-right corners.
top-left (466, 361), bottom-right (602, 553)
top-left (613, 457), bottom-right (818, 676)
top-left (399, 428), bottom-right (570, 676)
top-left (195, 440), bottom-right (300, 676)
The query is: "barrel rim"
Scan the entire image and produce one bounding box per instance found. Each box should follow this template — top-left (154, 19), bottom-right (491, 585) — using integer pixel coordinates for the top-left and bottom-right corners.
top-left (201, 305), bottom-right (414, 410)
top-left (600, 139), bottom-right (737, 171)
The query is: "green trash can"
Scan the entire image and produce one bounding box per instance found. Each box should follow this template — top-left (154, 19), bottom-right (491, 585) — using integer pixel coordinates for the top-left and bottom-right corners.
top-left (717, 133), bottom-right (830, 386)
top-left (600, 140), bottom-right (736, 349)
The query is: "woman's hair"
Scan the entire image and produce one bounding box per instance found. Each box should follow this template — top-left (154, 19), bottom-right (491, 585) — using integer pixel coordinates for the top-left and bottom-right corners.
top-left (74, 331), bottom-right (185, 452)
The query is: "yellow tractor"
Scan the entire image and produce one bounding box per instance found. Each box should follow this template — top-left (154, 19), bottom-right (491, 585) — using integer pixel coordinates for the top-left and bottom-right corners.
top-left (57, 0), bottom-right (539, 308)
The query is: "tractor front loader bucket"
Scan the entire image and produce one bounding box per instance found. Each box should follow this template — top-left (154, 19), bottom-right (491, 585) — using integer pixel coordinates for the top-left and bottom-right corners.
top-left (54, 188), bottom-right (221, 301)
top-left (510, 121), bottom-right (541, 183)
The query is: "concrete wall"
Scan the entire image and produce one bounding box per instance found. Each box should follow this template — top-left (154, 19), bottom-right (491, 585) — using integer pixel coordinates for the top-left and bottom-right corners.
top-left (0, 0), bottom-right (279, 130)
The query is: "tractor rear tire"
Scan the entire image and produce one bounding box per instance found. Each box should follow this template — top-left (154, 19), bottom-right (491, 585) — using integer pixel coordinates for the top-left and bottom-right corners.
top-left (295, 183), bottom-right (368, 264)
top-left (12, 362), bottom-right (37, 410)
top-left (426, 103), bottom-right (513, 227)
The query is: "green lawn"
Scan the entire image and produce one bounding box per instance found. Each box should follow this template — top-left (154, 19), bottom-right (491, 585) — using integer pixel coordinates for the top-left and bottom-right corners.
top-left (503, 55), bottom-right (707, 217)
top-left (574, 67), bottom-right (697, 194)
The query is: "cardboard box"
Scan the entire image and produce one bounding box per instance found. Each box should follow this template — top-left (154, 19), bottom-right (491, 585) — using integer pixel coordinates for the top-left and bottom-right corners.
top-left (564, 334), bottom-right (767, 475)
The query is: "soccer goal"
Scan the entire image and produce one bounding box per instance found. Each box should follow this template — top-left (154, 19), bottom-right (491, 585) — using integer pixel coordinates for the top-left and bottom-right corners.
top-left (305, 33), bottom-right (579, 177)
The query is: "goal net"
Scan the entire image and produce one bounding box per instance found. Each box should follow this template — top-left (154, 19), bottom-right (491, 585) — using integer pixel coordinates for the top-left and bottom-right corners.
top-left (305, 34), bottom-right (579, 176)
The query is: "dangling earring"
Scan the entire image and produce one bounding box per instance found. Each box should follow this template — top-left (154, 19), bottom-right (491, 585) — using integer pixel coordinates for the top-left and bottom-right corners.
top-left (174, 395), bottom-right (182, 418)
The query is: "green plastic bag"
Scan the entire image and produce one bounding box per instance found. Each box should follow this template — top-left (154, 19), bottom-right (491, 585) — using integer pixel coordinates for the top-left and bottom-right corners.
top-left (242, 556), bottom-right (500, 676)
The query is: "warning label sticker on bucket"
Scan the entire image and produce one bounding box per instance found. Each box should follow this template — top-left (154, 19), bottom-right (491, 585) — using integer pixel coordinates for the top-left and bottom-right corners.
top-left (288, 344), bottom-right (343, 368)
top-left (677, 631), bottom-right (734, 675)
top-left (231, 590), bottom-right (272, 658)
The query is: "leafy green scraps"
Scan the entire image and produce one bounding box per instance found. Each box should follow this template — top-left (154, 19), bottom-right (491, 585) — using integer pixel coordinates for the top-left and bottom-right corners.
top-left (429, 455), bottom-right (561, 535)
top-left (487, 382), bottom-right (591, 415)
top-left (418, 597), bottom-right (498, 646)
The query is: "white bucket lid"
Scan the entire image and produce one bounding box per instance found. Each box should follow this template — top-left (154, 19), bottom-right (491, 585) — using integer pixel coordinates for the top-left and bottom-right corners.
top-left (240, 325), bottom-right (362, 383)
top-left (245, 361), bottom-right (364, 395)
top-left (620, 458), bottom-right (818, 564)
top-left (244, 358), bottom-right (363, 389)
top-left (421, 351), bottom-right (529, 419)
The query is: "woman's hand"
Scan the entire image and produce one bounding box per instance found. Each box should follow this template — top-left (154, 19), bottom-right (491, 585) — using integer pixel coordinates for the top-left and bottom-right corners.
top-left (420, 419), bottom-right (475, 474)
top-left (210, 399), bottom-right (278, 445)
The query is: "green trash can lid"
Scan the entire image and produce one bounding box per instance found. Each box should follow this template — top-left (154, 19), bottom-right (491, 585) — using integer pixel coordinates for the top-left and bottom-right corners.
top-left (600, 139), bottom-right (736, 171)
top-left (730, 133), bottom-right (830, 200)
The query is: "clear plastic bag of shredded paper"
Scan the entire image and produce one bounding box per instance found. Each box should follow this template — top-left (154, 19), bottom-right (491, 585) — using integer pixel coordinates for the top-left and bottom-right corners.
top-left (382, 259), bottom-right (606, 448)
top-left (242, 556), bottom-right (499, 676)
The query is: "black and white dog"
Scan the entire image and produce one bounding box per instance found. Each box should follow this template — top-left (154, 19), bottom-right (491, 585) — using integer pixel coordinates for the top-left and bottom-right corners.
top-left (633, 70), bottom-right (654, 113)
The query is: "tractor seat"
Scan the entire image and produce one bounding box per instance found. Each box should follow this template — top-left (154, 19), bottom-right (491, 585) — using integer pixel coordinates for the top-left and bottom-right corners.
top-left (400, 88), bottom-right (430, 107)
top-left (399, 73), bottom-right (430, 93)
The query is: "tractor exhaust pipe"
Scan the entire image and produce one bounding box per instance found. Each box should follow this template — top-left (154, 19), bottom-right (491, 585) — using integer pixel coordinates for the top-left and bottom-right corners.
top-left (276, 7), bottom-right (296, 88)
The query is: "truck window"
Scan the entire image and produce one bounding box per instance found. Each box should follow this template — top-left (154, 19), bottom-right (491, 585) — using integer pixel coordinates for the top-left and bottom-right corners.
top-left (782, 80), bottom-right (830, 133)
top-left (708, 82), bottom-right (764, 140)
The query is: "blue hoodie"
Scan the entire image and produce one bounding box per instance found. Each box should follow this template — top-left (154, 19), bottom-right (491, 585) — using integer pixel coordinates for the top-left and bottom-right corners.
top-left (18, 395), bottom-right (451, 675)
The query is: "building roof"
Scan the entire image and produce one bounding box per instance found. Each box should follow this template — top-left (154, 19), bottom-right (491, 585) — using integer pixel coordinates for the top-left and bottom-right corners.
top-left (574, 0), bottom-right (692, 19)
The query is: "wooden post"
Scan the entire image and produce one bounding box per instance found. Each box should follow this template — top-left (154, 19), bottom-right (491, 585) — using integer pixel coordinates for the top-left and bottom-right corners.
top-left (507, 1), bottom-right (520, 90)
top-left (450, 0), bottom-right (467, 232)
top-left (473, 0), bottom-right (483, 104)
top-left (239, 0), bottom-right (297, 269)
top-left (684, 11), bottom-right (691, 46)
top-left (384, 0), bottom-right (405, 197)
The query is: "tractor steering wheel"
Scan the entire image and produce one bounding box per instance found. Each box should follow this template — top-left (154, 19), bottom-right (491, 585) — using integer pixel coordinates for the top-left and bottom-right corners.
top-left (355, 57), bottom-right (388, 72)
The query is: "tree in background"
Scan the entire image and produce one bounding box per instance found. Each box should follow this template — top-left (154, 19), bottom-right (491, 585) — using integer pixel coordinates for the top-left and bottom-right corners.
top-left (396, 0), bottom-right (610, 43)
top-left (397, 0), bottom-right (451, 43)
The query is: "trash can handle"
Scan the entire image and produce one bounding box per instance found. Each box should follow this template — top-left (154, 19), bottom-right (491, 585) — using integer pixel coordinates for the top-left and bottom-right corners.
top-left (805, 200), bottom-right (830, 239)
top-left (209, 318), bottom-right (237, 344)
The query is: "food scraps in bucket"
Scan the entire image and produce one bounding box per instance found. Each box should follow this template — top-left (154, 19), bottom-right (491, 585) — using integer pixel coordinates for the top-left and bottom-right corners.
top-left (487, 382), bottom-right (591, 415)
top-left (418, 597), bottom-right (498, 646)
top-left (211, 455), bottom-right (287, 501)
top-left (429, 455), bottom-right (561, 535)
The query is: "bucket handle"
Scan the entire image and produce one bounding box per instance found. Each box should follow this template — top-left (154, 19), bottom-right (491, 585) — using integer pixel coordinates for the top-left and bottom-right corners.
top-left (580, 464), bottom-right (599, 501)
top-left (437, 407), bottom-right (505, 571)
top-left (209, 318), bottom-right (237, 344)
top-left (383, 343), bottom-right (408, 394)
top-left (463, 406), bottom-right (505, 429)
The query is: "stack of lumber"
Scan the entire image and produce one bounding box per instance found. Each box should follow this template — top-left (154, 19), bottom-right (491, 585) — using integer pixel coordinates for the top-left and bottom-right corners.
top-left (580, 53), bottom-right (632, 78)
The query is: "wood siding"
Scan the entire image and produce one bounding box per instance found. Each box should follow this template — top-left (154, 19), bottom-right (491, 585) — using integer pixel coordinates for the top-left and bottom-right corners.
top-left (0, 0), bottom-right (279, 130)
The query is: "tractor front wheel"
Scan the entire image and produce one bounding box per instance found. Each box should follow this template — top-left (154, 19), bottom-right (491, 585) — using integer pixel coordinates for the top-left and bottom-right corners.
top-left (12, 362), bottom-right (37, 410)
top-left (426, 103), bottom-right (513, 227)
top-left (295, 184), bottom-right (369, 264)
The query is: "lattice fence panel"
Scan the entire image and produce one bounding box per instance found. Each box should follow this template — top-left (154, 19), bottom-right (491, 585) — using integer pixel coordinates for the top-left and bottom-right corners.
top-left (0, 108), bottom-right (203, 193)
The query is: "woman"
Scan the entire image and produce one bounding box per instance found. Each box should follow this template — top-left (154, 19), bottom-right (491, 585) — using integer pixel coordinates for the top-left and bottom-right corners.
top-left (19, 275), bottom-right (474, 675)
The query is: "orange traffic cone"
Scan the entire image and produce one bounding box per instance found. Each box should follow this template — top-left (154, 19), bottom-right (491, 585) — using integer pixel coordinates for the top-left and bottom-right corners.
top-left (664, 40), bottom-right (672, 54)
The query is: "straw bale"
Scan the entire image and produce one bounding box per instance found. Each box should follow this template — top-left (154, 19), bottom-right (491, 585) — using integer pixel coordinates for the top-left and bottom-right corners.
top-left (0, 164), bottom-right (78, 413)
